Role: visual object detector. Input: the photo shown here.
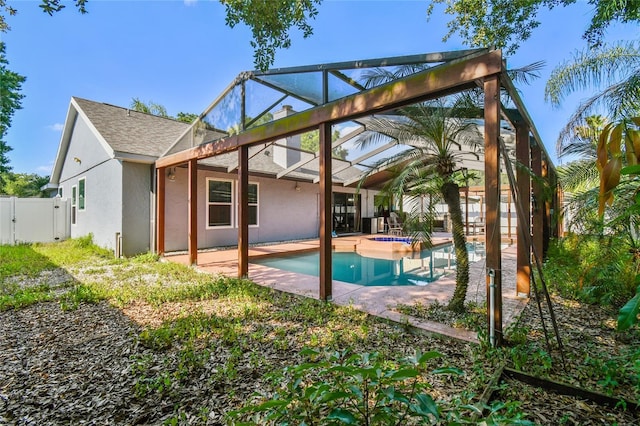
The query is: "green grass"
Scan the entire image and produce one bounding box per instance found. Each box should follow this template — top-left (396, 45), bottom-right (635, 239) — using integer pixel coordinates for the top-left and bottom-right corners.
top-left (0, 284), bottom-right (53, 310)
top-left (2, 237), bottom-right (636, 424)
top-left (0, 244), bottom-right (58, 280)
top-left (33, 234), bottom-right (113, 267)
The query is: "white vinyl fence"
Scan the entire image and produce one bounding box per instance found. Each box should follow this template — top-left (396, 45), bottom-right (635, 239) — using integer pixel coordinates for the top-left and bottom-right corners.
top-left (0, 197), bottom-right (70, 245)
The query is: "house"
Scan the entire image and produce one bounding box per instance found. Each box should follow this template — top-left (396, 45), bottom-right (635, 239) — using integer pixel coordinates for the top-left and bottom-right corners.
top-left (49, 49), bottom-right (560, 276)
top-left (50, 98), bottom-right (189, 255)
top-left (49, 98), bottom-right (381, 256)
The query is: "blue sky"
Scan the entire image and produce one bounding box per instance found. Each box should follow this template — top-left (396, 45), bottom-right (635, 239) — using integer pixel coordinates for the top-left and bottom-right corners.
top-left (1, 0), bottom-right (636, 175)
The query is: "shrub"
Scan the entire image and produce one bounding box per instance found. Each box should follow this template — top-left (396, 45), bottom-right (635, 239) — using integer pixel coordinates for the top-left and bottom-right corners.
top-left (228, 348), bottom-right (461, 425)
top-left (543, 234), bottom-right (636, 306)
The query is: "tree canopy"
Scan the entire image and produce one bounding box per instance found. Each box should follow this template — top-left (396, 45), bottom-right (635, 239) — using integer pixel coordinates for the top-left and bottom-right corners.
top-left (427, 0), bottom-right (640, 55)
top-left (300, 128), bottom-right (347, 160)
top-left (0, 41), bottom-right (26, 174)
top-left (130, 98), bottom-right (198, 124)
top-left (545, 41), bottom-right (640, 149)
top-left (221, 0), bottom-right (321, 70)
top-left (0, 172), bottom-right (49, 197)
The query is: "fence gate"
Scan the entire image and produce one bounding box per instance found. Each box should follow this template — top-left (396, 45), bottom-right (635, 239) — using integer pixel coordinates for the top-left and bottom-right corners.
top-left (0, 197), bottom-right (70, 245)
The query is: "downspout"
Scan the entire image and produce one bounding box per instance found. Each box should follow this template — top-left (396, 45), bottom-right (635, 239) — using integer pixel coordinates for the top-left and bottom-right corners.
top-left (115, 232), bottom-right (122, 258)
top-left (488, 268), bottom-right (496, 347)
top-left (150, 166), bottom-right (156, 254)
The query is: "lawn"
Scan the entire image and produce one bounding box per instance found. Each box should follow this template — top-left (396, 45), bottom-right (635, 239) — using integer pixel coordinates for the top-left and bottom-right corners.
top-left (0, 238), bottom-right (638, 425)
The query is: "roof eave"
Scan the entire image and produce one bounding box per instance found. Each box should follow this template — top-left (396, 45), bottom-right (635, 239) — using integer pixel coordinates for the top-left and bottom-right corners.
top-left (49, 102), bottom-right (78, 185)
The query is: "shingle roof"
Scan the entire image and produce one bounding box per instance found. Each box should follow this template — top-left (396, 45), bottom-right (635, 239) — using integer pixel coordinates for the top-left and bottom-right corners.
top-left (72, 97), bottom-right (364, 185)
top-left (73, 97), bottom-right (189, 158)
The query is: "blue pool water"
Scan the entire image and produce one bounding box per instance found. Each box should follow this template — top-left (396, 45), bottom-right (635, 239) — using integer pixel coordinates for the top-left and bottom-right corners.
top-left (252, 243), bottom-right (486, 287)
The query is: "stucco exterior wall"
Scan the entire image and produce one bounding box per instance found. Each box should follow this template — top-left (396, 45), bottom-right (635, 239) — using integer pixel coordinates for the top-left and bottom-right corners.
top-left (59, 116), bottom-right (112, 182)
top-left (163, 167), bottom-right (379, 251)
top-left (57, 115), bottom-right (123, 253)
top-left (60, 160), bottom-right (123, 252)
top-left (122, 162), bottom-right (152, 256)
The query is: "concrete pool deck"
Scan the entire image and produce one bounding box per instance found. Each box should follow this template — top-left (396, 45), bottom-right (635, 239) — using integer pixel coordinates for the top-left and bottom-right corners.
top-left (164, 233), bottom-right (528, 344)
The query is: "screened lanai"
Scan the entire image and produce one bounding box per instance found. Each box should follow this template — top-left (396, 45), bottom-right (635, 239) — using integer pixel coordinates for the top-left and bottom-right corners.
top-left (155, 48), bottom-right (561, 345)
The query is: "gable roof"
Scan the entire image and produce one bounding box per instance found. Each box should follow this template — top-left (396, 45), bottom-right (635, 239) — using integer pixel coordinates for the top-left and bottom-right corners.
top-left (73, 97), bottom-right (190, 158)
top-left (51, 96), bottom-right (365, 186)
top-left (50, 97), bottom-right (190, 184)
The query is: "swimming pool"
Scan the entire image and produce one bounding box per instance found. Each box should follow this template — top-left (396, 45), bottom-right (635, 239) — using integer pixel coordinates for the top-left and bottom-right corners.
top-left (252, 243), bottom-right (486, 287)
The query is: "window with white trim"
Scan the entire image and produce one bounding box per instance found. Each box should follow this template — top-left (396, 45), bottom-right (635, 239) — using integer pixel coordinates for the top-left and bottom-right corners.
top-left (247, 183), bottom-right (259, 226)
top-left (207, 178), bottom-right (233, 228)
top-left (78, 178), bottom-right (86, 211)
top-left (71, 185), bottom-right (77, 225)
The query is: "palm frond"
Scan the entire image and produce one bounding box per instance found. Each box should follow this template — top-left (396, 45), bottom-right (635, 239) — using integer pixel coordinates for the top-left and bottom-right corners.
top-left (555, 92), bottom-right (612, 152)
top-left (545, 41), bottom-right (640, 107)
top-left (604, 72), bottom-right (640, 118)
top-left (560, 139), bottom-right (597, 159)
top-left (360, 64), bottom-right (431, 89)
top-left (557, 160), bottom-right (599, 193)
top-left (555, 72), bottom-right (640, 150)
top-left (561, 186), bottom-right (600, 233)
top-left (558, 115), bottom-right (604, 159)
top-left (507, 60), bottom-right (545, 85)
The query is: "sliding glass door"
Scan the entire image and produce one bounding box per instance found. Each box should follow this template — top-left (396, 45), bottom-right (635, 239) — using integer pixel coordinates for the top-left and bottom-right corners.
top-left (333, 192), bottom-right (360, 234)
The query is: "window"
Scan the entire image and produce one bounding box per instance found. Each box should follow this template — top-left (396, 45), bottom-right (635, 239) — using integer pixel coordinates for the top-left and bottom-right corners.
top-left (78, 178), bottom-right (86, 210)
top-left (71, 185), bottom-right (77, 225)
top-left (207, 179), bottom-right (233, 228)
top-left (248, 183), bottom-right (258, 226)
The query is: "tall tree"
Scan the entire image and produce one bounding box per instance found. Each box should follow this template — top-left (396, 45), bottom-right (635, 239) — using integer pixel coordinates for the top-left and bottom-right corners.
top-left (130, 98), bottom-right (200, 124)
top-left (427, 0), bottom-right (640, 55)
top-left (0, 41), bottom-right (26, 173)
top-left (357, 98), bottom-right (481, 312)
top-left (130, 98), bottom-right (169, 117)
top-left (176, 112), bottom-right (198, 124)
top-left (545, 41), bottom-right (640, 149)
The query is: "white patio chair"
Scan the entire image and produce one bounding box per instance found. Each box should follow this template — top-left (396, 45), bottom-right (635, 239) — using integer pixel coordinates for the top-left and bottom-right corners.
top-left (388, 212), bottom-right (404, 236)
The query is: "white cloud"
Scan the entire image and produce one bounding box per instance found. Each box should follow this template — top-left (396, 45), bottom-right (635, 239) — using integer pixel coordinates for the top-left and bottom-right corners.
top-left (183, 0), bottom-right (197, 6)
top-left (47, 123), bottom-right (64, 131)
top-left (37, 163), bottom-right (54, 174)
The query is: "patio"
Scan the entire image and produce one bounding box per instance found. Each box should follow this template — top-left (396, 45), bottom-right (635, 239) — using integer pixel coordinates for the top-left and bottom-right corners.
top-left (165, 234), bottom-right (528, 343)
top-left (156, 48), bottom-right (561, 347)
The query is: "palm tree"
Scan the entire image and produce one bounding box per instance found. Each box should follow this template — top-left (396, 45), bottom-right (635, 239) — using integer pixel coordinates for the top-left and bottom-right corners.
top-left (130, 97), bottom-right (169, 117)
top-left (545, 41), bottom-right (640, 151)
top-left (356, 98), bottom-right (481, 312)
top-left (557, 115), bottom-right (606, 193)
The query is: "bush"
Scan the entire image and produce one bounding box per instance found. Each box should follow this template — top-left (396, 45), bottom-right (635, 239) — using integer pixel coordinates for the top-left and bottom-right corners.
top-left (543, 234), bottom-right (637, 307)
top-left (228, 348), bottom-right (461, 425)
